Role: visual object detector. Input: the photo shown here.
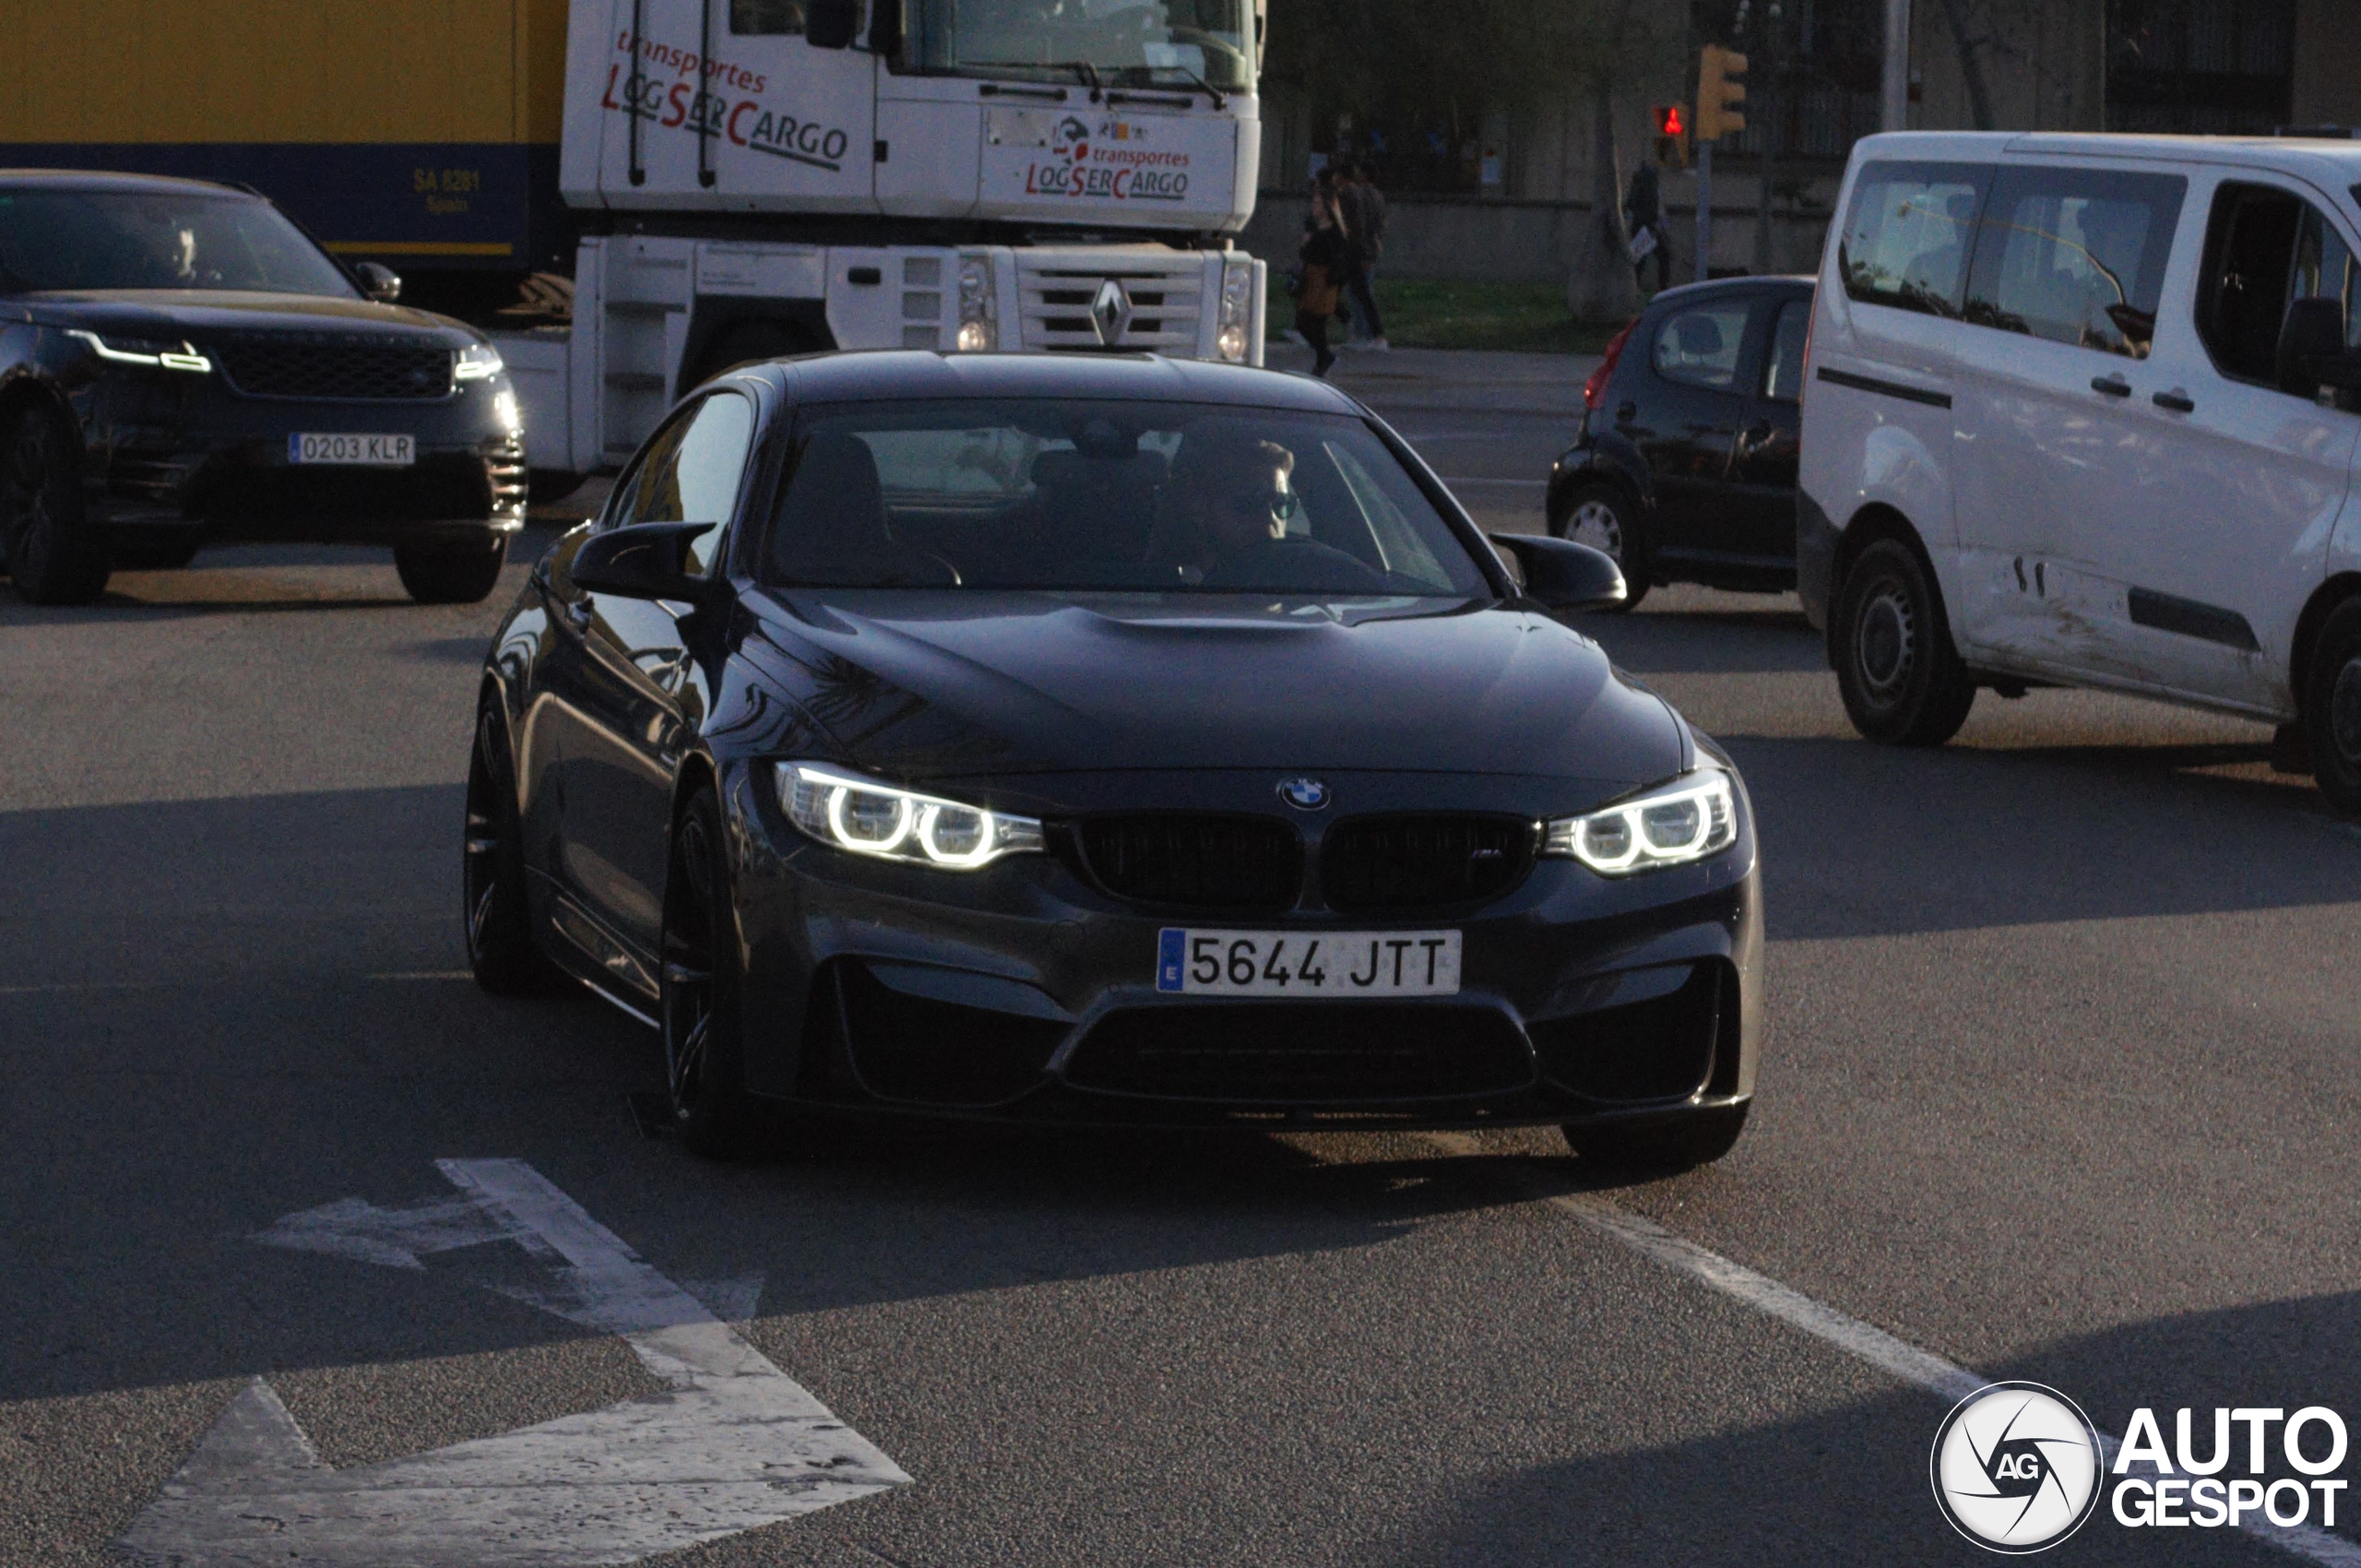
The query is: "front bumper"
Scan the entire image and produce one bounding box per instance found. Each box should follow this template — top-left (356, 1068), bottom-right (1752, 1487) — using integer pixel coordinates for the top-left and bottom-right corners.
top-left (721, 765), bottom-right (1763, 1133)
top-left (71, 366), bottom-right (527, 547)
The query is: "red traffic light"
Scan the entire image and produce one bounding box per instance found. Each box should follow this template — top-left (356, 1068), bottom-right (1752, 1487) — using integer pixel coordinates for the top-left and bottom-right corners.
top-left (1655, 103), bottom-right (1686, 137)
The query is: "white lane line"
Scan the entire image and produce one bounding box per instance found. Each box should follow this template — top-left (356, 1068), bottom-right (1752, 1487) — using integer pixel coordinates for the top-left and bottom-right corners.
top-left (119, 1158), bottom-right (908, 1567)
top-left (1423, 1134), bottom-right (2361, 1565)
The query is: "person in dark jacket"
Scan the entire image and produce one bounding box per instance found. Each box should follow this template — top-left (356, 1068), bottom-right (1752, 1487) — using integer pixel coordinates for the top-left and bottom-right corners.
top-left (1624, 162), bottom-right (1672, 293)
top-left (1336, 160), bottom-right (1389, 350)
top-left (1295, 187), bottom-right (1350, 377)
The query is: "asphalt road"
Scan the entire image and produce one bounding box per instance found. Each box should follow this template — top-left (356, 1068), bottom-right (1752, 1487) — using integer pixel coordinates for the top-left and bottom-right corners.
top-left (5, 348), bottom-right (2358, 1566)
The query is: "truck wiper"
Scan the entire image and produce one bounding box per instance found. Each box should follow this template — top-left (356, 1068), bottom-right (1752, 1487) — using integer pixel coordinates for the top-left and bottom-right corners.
top-left (1157, 65), bottom-right (1227, 110)
top-left (969, 60), bottom-right (1103, 100)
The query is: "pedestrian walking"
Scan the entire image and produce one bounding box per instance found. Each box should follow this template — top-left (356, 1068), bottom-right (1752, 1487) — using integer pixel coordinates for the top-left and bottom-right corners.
top-left (1295, 185), bottom-right (1350, 377)
top-left (1623, 161), bottom-right (1673, 294)
top-left (1337, 160), bottom-right (1389, 350)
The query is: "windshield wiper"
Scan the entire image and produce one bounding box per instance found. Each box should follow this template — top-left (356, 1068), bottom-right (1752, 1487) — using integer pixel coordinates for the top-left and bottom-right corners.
top-left (967, 60), bottom-right (1103, 100)
top-left (1157, 65), bottom-right (1227, 110)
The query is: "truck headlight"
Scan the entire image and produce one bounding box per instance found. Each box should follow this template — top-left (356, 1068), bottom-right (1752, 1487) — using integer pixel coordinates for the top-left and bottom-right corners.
top-left (1541, 768), bottom-right (1738, 876)
top-left (777, 763), bottom-right (1043, 870)
top-left (1215, 257), bottom-right (1256, 362)
top-left (454, 342), bottom-right (504, 382)
top-left (955, 255), bottom-right (997, 352)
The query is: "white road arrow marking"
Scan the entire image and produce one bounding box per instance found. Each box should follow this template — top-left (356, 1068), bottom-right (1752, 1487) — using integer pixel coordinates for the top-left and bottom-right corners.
top-left (114, 1158), bottom-right (908, 1567)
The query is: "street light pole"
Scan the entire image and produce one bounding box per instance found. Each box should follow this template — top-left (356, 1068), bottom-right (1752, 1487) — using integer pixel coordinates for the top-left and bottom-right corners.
top-left (1881, 0), bottom-right (1910, 132)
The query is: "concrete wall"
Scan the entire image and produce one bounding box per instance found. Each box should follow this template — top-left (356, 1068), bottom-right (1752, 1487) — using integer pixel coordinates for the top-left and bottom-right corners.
top-left (1242, 190), bottom-right (1833, 288)
top-left (2292, 0), bottom-right (2361, 129)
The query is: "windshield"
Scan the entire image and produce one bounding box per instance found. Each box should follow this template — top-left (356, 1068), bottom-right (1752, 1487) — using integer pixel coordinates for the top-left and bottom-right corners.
top-left (909, 0), bottom-right (1254, 92)
top-left (760, 399), bottom-right (1489, 597)
top-left (0, 190), bottom-right (357, 297)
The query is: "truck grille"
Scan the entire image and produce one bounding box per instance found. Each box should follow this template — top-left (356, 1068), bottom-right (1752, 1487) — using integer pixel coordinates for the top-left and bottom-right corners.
top-left (210, 333), bottom-right (455, 400)
top-left (1015, 254), bottom-right (1205, 353)
top-left (1321, 815), bottom-right (1538, 912)
top-left (1075, 814), bottom-right (1301, 911)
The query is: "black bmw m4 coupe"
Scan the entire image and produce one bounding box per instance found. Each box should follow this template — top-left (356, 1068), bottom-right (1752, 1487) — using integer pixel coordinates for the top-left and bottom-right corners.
top-left (468, 351), bottom-right (1762, 1170)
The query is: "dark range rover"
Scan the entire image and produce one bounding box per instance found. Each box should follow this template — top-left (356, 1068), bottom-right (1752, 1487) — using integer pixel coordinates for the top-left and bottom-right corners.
top-left (0, 171), bottom-right (525, 605)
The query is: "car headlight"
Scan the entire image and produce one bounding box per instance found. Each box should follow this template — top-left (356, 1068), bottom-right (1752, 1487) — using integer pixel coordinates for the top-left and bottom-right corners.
top-left (454, 341), bottom-right (504, 382)
top-left (66, 328), bottom-right (211, 374)
top-left (777, 763), bottom-right (1044, 870)
top-left (1541, 768), bottom-right (1738, 876)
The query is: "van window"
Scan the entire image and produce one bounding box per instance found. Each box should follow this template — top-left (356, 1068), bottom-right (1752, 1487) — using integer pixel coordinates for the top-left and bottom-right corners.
top-left (1837, 161), bottom-right (1991, 316)
top-left (1963, 166), bottom-right (2186, 359)
top-left (2197, 182), bottom-right (2360, 385)
top-left (2293, 205), bottom-right (2361, 351)
top-left (1651, 303), bottom-right (1750, 391)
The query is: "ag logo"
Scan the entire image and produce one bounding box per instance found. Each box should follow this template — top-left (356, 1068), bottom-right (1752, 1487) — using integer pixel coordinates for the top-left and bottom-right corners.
top-left (1931, 1383), bottom-right (2103, 1553)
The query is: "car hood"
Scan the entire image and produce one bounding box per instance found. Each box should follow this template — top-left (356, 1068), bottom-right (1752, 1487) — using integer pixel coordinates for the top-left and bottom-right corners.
top-left (16, 290), bottom-right (469, 343)
top-left (740, 589), bottom-right (1685, 789)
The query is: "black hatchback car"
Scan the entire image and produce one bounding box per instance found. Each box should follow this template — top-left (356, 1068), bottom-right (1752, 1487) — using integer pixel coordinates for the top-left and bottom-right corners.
top-left (0, 172), bottom-right (525, 605)
top-left (1546, 276), bottom-right (1813, 610)
top-left (467, 351), bottom-right (1763, 1171)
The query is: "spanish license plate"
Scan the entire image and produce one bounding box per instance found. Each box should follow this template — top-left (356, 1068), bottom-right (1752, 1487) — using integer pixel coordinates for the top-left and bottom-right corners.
top-left (1156, 929), bottom-right (1463, 997)
top-left (288, 433), bottom-right (414, 466)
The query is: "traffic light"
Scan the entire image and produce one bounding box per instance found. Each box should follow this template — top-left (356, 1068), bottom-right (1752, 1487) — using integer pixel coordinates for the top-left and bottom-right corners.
top-left (1651, 103), bottom-right (1690, 168)
top-left (1697, 44), bottom-right (1748, 142)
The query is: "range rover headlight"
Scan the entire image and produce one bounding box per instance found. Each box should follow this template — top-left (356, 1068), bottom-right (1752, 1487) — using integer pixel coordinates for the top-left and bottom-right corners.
top-left (66, 328), bottom-right (211, 374)
top-left (777, 763), bottom-right (1044, 870)
top-left (1541, 768), bottom-right (1738, 876)
top-left (454, 341), bottom-right (504, 382)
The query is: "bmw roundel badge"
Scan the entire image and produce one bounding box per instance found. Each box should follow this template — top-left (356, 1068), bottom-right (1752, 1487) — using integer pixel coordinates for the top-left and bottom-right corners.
top-left (1277, 778), bottom-right (1330, 811)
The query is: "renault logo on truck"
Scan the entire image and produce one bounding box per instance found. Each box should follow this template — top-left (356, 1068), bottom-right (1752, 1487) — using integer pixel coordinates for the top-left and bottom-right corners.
top-left (1091, 279), bottom-right (1133, 346)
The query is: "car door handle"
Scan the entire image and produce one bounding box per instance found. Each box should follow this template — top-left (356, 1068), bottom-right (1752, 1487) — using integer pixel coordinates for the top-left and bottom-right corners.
top-left (2153, 388), bottom-right (2196, 413)
top-left (2091, 374), bottom-right (2132, 398)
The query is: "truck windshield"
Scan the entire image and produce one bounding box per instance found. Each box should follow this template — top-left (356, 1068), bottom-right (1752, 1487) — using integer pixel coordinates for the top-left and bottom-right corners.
top-left (909, 0), bottom-right (1254, 93)
top-left (0, 190), bottom-right (358, 298)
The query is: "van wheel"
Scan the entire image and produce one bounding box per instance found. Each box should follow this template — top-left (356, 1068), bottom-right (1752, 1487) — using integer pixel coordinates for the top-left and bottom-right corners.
top-left (1833, 539), bottom-right (1975, 746)
top-left (2305, 599), bottom-right (2361, 817)
top-left (1551, 483), bottom-right (1649, 612)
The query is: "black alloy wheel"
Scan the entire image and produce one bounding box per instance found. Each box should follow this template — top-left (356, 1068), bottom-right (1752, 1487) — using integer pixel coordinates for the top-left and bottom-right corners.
top-left (661, 787), bottom-right (754, 1158)
top-left (396, 536), bottom-right (510, 604)
top-left (1833, 538), bottom-right (1976, 746)
top-left (464, 705), bottom-right (565, 995)
top-left (0, 404), bottom-right (111, 605)
top-left (1563, 1104), bottom-right (1749, 1172)
top-left (1551, 481), bottom-right (1648, 612)
top-left (2305, 598), bottom-right (2361, 817)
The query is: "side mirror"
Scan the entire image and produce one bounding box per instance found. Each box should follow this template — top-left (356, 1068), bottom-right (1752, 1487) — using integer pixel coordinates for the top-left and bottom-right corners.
top-left (1489, 531), bottom-right (1628, 612)
top-left (807, 0), bottom-right (860, 49)
top-left (353, 262), bottom-right (402, 303)
top-left (571, 520), bottom-right (719, 602)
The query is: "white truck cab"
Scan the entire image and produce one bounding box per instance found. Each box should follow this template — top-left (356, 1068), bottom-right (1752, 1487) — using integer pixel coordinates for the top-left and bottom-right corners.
top-left (498, 0), bottom-right (1267, 477)
top-left (1798, 130), bottom-right (2361, 812)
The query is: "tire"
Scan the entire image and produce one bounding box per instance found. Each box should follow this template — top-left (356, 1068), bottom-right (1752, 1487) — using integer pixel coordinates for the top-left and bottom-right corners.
top-left (1563, 1104), bottom-right (1749, 1173)
top-left (0, 404), bottom-right (110, 605)
top-left (661, 786), bottom-right (755, 1158)
top-left (395, 536), bottom-right (508, 604)
top-left (113, 530), bottom-right (204, 571)
top-left (2304, 598), bottom-right (2361, 817)
top-left (463, 705), bottom-right (567, 996)
top-left (683, 320), bottom-right (817, 393)
top-left (1550, 481), bottom-right (1649, 612)
top-left (1832, 537), bottom-right (1976, 746)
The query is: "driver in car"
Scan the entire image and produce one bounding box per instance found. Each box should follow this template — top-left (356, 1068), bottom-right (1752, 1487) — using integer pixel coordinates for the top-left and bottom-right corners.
top-left (1175, 425), bottom-right (1384, 591)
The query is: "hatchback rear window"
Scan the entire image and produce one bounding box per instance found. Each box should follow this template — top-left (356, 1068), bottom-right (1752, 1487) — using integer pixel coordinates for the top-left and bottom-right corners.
top-left (1651, 303), bottom-right (1750, 391)
top-left (1837, 161), bottom-right (1992, 316)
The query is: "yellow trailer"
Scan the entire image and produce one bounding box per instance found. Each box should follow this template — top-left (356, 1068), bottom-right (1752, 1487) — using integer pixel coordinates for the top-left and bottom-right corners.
top-left (0, 0), bottom-right (569, 274)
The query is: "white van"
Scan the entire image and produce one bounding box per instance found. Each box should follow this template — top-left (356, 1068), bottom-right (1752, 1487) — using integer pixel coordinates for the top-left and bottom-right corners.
top-left (1797, 131), bottom-right (2361, 812)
